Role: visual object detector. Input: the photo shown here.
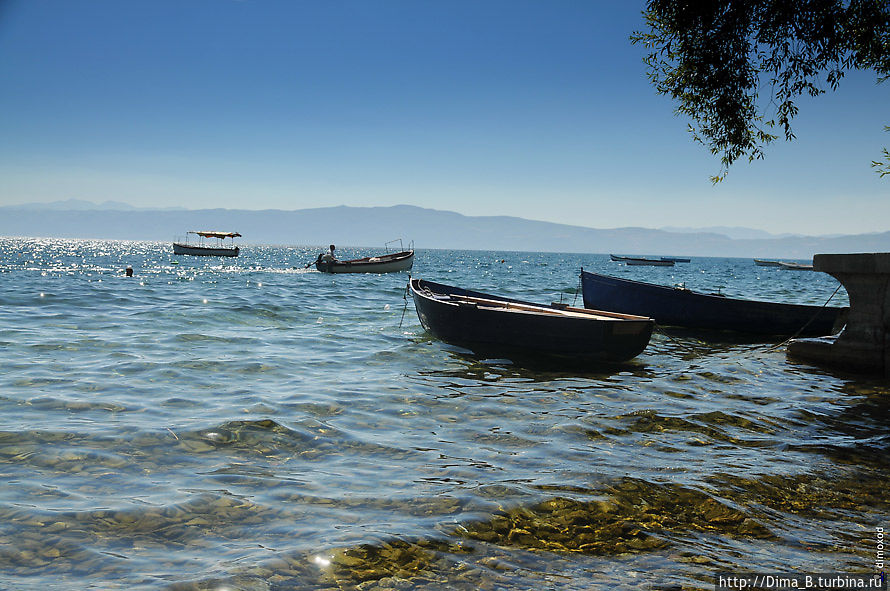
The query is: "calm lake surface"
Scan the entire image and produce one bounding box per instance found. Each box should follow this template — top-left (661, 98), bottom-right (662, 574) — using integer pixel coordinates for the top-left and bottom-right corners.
top-left (1, 237), bottom-right (886, 591)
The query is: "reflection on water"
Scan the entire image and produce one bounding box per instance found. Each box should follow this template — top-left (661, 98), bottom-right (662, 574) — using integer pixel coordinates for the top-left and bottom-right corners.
top-left (0, 238), bottom-right (883, 591)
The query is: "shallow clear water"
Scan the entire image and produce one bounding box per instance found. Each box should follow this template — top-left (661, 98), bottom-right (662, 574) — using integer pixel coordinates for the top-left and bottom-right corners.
top-left (1, 237), bottom-right (885, 591)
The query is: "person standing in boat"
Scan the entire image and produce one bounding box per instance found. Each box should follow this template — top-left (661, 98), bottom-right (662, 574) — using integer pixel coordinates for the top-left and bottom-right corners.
top-left (322, 244), bottom-right (336, 263)
top-left (310, 244), bottom-right (337, 271)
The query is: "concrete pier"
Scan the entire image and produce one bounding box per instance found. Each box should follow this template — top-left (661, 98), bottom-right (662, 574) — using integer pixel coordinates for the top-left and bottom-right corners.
top-left (787, 253), bottom-right (890, 376)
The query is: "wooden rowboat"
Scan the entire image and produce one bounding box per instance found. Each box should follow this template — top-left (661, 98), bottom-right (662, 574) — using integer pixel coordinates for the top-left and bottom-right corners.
top-left (778, 261), bottom-right (815, 271)
top-left (581, 270), bottom-right (845, 337)
top-left (610, 254), bottom-right (674, 266)
top-left (316, 249), bottom-right (414, 273)
top-left (625, 258), bottom-right (675, 267)
top-left (410, 278), bottom-right (654, 365)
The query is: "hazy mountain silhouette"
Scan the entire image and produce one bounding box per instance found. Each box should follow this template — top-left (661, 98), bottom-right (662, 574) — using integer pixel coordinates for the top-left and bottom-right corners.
top-left (7, 199), bottom-right (186, 211)
top-left (1, 202), bottom-right (887, 258)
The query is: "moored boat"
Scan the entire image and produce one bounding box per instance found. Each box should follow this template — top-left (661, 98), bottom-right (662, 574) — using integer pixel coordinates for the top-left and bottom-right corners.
top-left (172, 231), bottom-right (241, 257)
top-left (316, 249), bottom-right (414, 273)
top-left (778, 261), bottom-right (815, 270)
top-left (626, 258), bottom-right (674, 267)
top-left (410, 278), bottom-right (654, 365)
top-left (580, 270), bottom-right (845, 337)
top-left (610, 254), bottom-right (675, 266)
top-left (753, 259), bottom-right (783, 267)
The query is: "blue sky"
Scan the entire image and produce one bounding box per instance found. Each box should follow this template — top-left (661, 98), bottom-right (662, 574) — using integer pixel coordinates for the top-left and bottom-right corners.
top-left (0, 0), bottom-right (886, 235)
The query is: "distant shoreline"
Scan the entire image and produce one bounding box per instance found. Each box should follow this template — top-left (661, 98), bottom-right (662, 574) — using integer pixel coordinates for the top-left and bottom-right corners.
top-left (2, 204), bottom-right (887, 258)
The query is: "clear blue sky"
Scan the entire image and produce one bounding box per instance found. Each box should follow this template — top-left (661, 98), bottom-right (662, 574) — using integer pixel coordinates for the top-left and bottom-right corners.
top-left (0, 0), bottom-right (886, 235)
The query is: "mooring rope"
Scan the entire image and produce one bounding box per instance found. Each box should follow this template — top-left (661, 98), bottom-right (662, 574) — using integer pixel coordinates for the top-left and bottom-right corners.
top-left (764, 282), bottom-right (844, 352)
top-left (572, 268), bottom-right (583, 307)
top-left (399, 275), bottom-right (411, 329)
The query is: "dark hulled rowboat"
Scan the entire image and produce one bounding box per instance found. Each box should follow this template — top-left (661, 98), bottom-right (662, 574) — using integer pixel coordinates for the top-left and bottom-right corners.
top-left (625, 258), bottom-right (674, 267)
top-left (316, 250), bottom-right (414, 274)
top-left (410, 278), bottom-right (654, 365)
top-left (580, 270), bottom-right (845, 336)
top-left (610, 254), bottom-right (674, 266)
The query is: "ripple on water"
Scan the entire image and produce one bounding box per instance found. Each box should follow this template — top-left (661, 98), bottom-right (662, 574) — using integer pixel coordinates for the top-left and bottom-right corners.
top-left (0, 239), bottom-right (882, 591)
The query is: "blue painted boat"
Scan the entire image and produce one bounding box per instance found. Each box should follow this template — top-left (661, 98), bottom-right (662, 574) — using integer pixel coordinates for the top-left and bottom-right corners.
top-left (580, 270), bottom-right (845, 336)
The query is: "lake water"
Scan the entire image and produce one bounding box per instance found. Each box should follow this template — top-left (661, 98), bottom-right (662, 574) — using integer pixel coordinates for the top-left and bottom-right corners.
top-left (1, 237), bottom-right (886, 591)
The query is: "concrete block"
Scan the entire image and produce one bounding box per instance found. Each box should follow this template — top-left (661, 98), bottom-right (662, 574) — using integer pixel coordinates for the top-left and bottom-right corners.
top-left (789, 252), bottom-right (890, 376)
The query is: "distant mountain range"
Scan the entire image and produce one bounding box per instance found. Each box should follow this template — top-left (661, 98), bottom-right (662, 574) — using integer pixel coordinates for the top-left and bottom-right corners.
top-left (660, 225), bottom-right (803, 240)
top-left (7, 198), bottom-right (187, 212)
top-left (1, 201), bottom-right (887, 258)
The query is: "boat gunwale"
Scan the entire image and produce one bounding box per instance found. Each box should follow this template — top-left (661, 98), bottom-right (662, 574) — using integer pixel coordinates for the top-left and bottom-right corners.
top-left (338, 250), bottom-right (414, 265)
top-left (410, 278), bottom-right (653, 323)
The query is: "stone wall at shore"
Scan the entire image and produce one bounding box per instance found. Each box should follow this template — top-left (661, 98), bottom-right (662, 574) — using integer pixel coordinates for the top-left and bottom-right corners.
top-left (788, 253), bottom-right (890, 376)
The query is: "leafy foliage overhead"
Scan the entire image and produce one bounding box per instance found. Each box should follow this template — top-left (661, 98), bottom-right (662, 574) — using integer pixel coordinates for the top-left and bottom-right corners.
top-left (632, 0), bottom-right (890, 181)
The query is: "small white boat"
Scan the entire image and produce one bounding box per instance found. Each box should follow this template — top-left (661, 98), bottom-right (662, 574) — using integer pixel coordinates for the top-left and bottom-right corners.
top-left (778, 261), bottom-right (815, 271)
top-left (173, 231), bottom-right (241, 257)
top-left (314, 239), bottom-right (414, 274)
top-left (316, 249), bottom-right (414, 273)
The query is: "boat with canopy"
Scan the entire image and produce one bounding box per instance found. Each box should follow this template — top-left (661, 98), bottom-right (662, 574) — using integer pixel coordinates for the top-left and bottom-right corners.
top-left (172, 231), bottom-right (241, 257)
